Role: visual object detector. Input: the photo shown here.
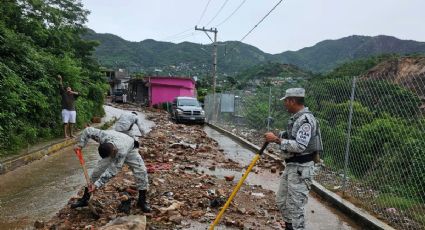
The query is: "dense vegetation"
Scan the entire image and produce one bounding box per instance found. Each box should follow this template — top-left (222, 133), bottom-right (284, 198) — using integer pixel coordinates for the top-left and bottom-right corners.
top-left (83, 31), bottom-right (272, 75)
top-left (230, 55), bottom-right (424, 226)
top-left (306, 70), bottom-right (425, 226)
top-left (0, 0), bottom-right (106, 156)
top-left (275, 35), bottom-right (425, 73)
top-left (85, 32), bottom-right (425, 74)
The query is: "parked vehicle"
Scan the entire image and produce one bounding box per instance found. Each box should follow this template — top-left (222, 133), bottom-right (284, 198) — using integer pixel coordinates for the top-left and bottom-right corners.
top-left (171, 97), bottom-right (205, 124)
top-left (112, 89), bottom-right (124, 103)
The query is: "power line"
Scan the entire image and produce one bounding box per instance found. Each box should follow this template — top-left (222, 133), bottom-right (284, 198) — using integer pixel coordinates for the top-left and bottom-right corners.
top-left (226, 0), bottom-right (284, 57)
top-left (161, 27), bottom-right (193, 41)
top-left (215, 0), bottom-right (248, 27)
top-left (239, 0), bottom-right (283, 42)
top-left (170, 32), bottom-right (198, 42)
top-left (198, 0), bottom-right (212, 25)
top-left (174, 34), bottom-right (199, 43)
top-left (162, 0), bottom-right (213, 42)
top-left (205, 0), bottom-right (230, 26)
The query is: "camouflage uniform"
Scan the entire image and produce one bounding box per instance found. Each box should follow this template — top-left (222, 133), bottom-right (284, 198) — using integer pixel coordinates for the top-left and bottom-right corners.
top-left (114, 113), bottom-right (145, 139)
top-left (77, 127), bottom-right (148, 190)
top-left (277, 107), bottom-right (317, 230)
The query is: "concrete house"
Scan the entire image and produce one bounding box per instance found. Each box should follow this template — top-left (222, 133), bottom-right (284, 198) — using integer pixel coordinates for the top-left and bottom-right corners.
top-left (128, 76), bottom-right (196, 106)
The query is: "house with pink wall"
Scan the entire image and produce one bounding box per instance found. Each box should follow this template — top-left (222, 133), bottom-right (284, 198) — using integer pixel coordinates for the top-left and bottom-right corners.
top-left (127, 76), bottom-right (196, 106)
top-left (148, 76), bottom-right (195, 106)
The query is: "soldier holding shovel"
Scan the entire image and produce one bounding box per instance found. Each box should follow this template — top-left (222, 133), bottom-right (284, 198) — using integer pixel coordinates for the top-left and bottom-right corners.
top-left (71, 127), bottom-right (151, 213)
top-left (264, 88), bottom-right (322, 230)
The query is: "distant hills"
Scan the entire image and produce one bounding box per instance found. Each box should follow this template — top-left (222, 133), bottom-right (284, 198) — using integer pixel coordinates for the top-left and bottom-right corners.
top-left (275, 35), bottom-right (425, 73)
top-left (83, 30), bottom-right (425, 74)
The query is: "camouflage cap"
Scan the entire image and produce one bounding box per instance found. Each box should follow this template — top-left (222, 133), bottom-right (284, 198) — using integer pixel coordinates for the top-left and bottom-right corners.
top-left (279, 88), bottom-right (305, 100)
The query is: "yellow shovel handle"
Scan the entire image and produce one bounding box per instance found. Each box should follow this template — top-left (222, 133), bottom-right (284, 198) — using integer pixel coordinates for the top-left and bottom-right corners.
top-left (209, 142), bottom-right (269, 229)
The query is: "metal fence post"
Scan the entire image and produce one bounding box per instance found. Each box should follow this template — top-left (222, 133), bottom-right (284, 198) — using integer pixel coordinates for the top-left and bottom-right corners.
top-left (267, 86), bottom-right (272, 131)
top-left (342, 76), bottom-right (357, 192)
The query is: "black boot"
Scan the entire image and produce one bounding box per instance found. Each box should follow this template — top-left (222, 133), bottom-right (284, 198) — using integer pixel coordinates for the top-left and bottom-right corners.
top-left (118, 199), bottom-right (132, 214)
top-left (285, 222), bottom-right (294, 230)
top-left (137, 190), bottom-right (151, 213)
top-left (71, 187), bottom-right (91, 209)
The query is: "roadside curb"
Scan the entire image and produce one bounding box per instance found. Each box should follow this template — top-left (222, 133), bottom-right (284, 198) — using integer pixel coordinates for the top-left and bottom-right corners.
top-left (0, 138), bottom-right (76, 175)
top-left (206, 122), bottom-right (395, 230)
top-left (312, 181), bottom-right (395, 230)
top-left (0, 110), bottom-right (118, 175)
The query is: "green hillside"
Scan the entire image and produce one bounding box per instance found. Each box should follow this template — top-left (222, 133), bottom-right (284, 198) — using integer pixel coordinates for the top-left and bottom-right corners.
top-left (83, 31), bottom-right (425, 75)
top-left (275, 35), bottom-right (425, 73)
top-left (83, 30), bottom-right (271, 75)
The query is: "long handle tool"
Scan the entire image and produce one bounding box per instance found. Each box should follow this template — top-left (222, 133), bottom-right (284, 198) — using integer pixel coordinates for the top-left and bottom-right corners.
top-left (209, 142), bottom-right (269, 230)
top-left (75, 148), bottom-right (91, 187)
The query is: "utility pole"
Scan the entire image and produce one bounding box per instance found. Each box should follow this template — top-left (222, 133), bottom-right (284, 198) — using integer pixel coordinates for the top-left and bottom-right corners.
top-left (195, 26), bottom-right (218, 94)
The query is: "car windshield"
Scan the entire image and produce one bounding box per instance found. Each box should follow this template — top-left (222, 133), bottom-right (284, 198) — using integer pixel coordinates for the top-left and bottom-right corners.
top-left (178, 99), bottom-right (199, 106)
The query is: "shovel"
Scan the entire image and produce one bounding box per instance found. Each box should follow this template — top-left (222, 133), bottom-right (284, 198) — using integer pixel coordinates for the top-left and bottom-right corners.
top-left (209, 142), bottom-right (269, 230)
top-left (74, 148), bottom-right (100, 217)
top-left (75, 148), bottom-right (91, 187)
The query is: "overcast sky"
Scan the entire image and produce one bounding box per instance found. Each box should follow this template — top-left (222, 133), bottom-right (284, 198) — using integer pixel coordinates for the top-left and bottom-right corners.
top-left (81, 0), bottom-right (425, 54)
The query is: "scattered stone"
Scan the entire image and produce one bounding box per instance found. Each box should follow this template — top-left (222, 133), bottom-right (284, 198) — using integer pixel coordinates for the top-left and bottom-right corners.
top-left (386, 208), bottom-right (398, 214)
top-left (333, 186), bottom-right (342, 190)
top-left (224, 175), bottom-right (235, 181)
top-left (251, 192), bottom-right (265, 198)
top-left (237, 207), bottom-right (247, 214)
top-left (169, 214), bottom-right (183, 224)
top-left (159, 201), bottom-right (183, 214)
top-left (190, 210), bottom-right (204, 218)
top-left (100, 215), bottom-right (146, 230)
top-left (34, 220), bottom-right (44, 229)
top-left (43, 104), bottom-right (283, 229)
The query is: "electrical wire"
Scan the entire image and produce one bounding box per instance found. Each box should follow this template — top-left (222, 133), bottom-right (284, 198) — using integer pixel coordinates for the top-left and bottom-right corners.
top-left (215, 0), bottom-right (248, 27)
top-left (163, 0), bottom-right (213, 41)
top-left (205, 0), bottom-right (230, 26)
top-left (240, 0), bottom-right (283, 42)
top-left (161, 27), bottom-right (193, 41)
top-left (198, 0), bottom-right (212, 25)
top-left (226, 0), bottom-right (284, 57)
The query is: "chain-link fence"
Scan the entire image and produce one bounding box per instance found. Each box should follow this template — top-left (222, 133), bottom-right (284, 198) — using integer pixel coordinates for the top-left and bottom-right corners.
top-left (204, 73), bottom-right (425, 230)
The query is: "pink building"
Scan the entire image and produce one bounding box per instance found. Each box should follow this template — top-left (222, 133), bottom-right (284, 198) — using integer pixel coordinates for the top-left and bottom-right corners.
top-left (148, 76), bottom-right (195, 106)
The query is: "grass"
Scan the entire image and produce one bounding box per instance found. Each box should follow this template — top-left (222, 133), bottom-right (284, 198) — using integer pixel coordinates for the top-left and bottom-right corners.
top-left (99, 117), bottom-right (117, 130)
top-left (375, 193), bottom-right (419, 211)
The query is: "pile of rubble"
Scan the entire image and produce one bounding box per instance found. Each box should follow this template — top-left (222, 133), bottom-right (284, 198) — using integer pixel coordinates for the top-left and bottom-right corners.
top-left (42, 105), bottom-right (284, 229)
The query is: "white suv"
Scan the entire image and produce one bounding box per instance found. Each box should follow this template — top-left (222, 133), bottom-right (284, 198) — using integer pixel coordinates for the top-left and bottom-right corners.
top-left (171, 97), bottom-right (205, 124)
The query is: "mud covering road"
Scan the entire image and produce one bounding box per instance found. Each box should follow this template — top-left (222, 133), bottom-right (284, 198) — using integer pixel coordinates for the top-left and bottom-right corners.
top-left (41, 104), bottom-right (285, 229)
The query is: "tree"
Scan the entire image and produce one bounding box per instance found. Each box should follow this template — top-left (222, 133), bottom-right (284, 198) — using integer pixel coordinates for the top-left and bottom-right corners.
top-left (0, 0), bottom-right (106, 155)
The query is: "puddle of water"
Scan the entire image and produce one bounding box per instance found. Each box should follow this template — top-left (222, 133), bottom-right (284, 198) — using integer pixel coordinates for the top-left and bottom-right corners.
top-left (203, 127), bottom-right (254, 166)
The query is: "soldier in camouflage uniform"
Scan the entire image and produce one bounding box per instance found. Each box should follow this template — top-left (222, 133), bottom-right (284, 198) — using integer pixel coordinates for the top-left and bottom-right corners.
top-left (265, 88), bottom-right (320, 230)
top-left (115, 112), bottom-right (145, 139)
top-left (71, 127), bottom-right (151, 212)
